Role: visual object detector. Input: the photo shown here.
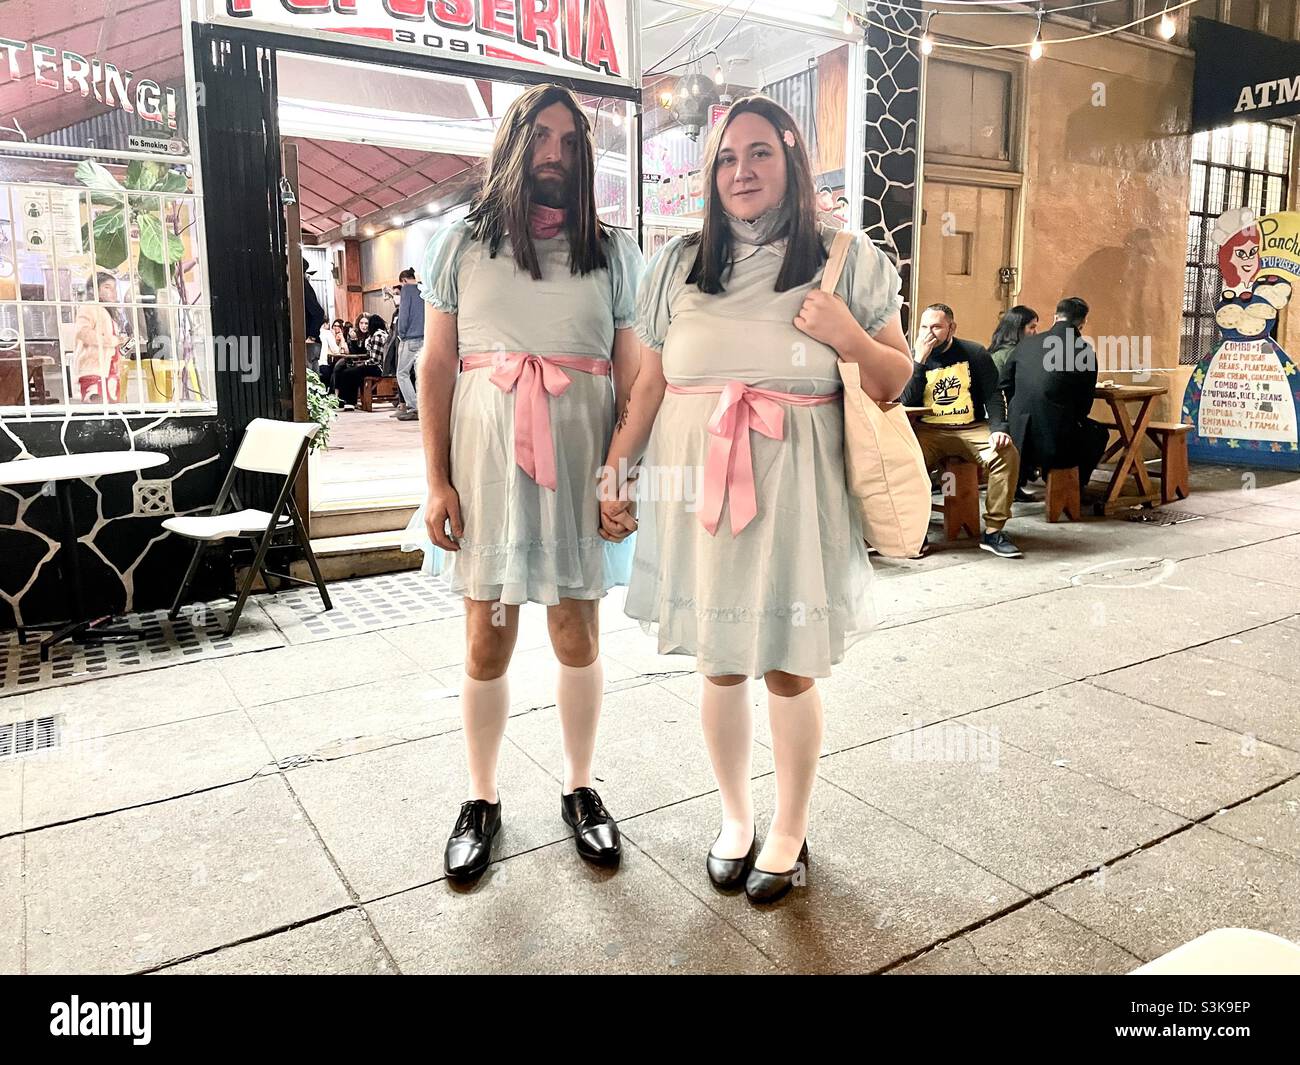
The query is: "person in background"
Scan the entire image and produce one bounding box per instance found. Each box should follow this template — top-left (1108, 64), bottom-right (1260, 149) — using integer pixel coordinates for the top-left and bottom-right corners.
top-left (332, 313), bottom-right (387, 409)
top-left (303, 258), bottom-right (326, 373)
top-left (394, 266), bottom-right (424, 422)
top-left (987, 305), bottom-right (1039, 374)
top-left (999, 296), bottom-right (1110, 494)
top-left (381, 284), bottom-right (402, 380)
top-left (345, 318), bottom-right (365, 355)
top-left (318, 320), bottom-right (347, 391)
top-left (74, 272), bottom-right (125, 403)
top-left (900, 302), bottom-right (1023, 559)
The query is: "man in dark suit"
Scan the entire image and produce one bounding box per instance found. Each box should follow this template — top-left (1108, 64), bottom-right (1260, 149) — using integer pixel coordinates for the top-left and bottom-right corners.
top-left (302, 258), bottom-right (326, 373)
top-left (998, 296), bottom-right (1110, 492)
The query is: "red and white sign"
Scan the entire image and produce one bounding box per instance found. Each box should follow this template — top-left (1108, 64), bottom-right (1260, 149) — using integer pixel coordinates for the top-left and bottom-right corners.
top-left (204, 0), bottom-right (634, 84)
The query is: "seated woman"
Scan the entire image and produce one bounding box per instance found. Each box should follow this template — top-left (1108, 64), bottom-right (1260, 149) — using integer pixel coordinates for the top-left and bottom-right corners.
top-left (988, 305), bottom-right (1038, 374)
top-left (333, 313), bottom-right (387, 409)
top-left (317, 319), bottom-right (346, 390)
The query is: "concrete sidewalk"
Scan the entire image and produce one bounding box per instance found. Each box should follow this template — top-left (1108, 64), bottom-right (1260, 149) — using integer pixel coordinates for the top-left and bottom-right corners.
top-left (2, 464), bottom-right (1299, 974)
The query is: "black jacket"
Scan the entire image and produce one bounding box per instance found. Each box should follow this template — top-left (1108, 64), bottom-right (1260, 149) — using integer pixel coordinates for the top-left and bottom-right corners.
top-left (304, 278), bottom-right (326, 340)
top-left (998, 321), bottom-right (1098, 467)
top-left (899, 336), bottom-right (1007, 433)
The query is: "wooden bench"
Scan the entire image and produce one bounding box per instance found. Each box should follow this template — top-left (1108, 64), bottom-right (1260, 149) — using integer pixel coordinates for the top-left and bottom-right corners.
top-left (938, 457), bottom-right (981, 541)
top-left (1145, 421), bottom-right (1192, 504)
top-left (1095, 417), bottom-right (1193, 506)
top-left (1045, 467), bottom-right (1081, 523)
top-left (359, 375), bottom-right (401, 413)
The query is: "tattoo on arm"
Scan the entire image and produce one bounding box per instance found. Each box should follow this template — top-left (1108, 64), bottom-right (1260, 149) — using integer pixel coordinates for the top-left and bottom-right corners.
top-left (615, 401), bottom-right (630, 434)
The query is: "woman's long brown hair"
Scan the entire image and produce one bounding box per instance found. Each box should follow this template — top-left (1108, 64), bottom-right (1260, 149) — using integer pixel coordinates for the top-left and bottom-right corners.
top-left (465, 83), bottom-right (609, 279)
top-left (685, 93), bottom-right (827, 294)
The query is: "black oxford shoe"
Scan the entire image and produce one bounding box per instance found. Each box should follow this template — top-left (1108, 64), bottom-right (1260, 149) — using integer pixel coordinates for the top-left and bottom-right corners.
top-left (560, 787), bottom-right (621, 866)
top-left (444, 798), bottom-right (501, 882)
top-left (745, 841), bottom-right (809, 905)
top-left (706, 832), bottom-right (757, 892)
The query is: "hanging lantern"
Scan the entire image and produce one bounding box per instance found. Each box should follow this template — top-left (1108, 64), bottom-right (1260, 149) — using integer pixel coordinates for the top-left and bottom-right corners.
top-left (670, 72), bottom-right (721, 141)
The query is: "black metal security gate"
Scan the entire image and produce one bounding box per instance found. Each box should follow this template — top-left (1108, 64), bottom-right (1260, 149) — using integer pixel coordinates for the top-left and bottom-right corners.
top-left (194, 27), bottom-right (293, 511)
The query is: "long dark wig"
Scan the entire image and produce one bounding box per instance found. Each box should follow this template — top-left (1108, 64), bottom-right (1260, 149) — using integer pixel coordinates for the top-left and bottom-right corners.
top-left (465, 83), bottom-right (609, 279)
top-left (685, 93), bottom-right (827, 294)
top-left (989, 305), bottom-right (1039, 351)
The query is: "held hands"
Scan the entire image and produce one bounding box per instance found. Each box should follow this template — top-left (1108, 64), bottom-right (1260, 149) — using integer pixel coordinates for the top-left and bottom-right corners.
top-left (425, 482), bottom-right (463, 551)
top-left (599, 498), bottom-right (637, 543)
top-left (989, 431), bottom-right (1012, 452)
top-left (793, 290), bottom-right (858, 350)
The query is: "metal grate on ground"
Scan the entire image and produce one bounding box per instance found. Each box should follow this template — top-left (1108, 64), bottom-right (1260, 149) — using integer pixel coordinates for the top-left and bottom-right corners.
top-left (0, 572), bottom-right (462, 695)
top-left (256, 570), bottom-right (465, 644)
top-left (1121, 508), bottom-right (1206, 527)
top-left (0, 715), bottom-right (60, 758)
top-left (0, 603), bottom-right (283, 694)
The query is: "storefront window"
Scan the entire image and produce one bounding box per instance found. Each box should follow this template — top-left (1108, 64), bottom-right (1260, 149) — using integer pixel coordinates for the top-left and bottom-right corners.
top-left (1181, 121), bottom-right (1292, 366)
top-left (639, 0), bottom-right (859, 247)
top-left (0, 0), bottom-right (212, 416)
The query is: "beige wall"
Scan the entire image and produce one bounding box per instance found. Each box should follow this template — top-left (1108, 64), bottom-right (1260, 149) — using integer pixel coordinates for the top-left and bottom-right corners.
top-left (1017, 39), bottom-right (1195, 421)
top-left (922, 14), bottom-right (1198, 424)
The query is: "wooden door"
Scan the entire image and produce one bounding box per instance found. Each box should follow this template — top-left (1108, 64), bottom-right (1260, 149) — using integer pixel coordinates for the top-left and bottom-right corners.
top-left (918, 181), bottom-right (1014, 345)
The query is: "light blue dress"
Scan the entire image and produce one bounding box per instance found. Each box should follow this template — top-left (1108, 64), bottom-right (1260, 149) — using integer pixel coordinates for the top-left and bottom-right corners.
top-left (624, 227), bottom-right (904, 678)
top-left (400, 220), bottom-right (642, 603)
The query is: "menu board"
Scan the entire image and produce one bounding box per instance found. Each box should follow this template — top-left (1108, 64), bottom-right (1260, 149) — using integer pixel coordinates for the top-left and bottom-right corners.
top-left (1183, 207), bottom-right (1300, 469)
top-left (1195, 340), bottom-right (1298, 442)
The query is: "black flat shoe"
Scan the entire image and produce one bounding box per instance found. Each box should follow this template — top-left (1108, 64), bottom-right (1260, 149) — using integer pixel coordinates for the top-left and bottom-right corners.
top-left (444, 798), bottom-right (501, 882)
top-left (561, 787), bottom-right (621, 866)
top-left (706, 832), bottom-right (757, 892)
top-left (745, 841), bottom-right (809, 905)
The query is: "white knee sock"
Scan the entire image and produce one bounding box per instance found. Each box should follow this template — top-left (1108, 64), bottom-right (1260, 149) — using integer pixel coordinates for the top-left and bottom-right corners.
top-left (557, 656), bottom-right (604, 793)
top-left (758, 684), bottom-right (823, 872)
top-left (461, 673), bottom-right (510, 803)
top-left (700, 676), bottom-right (755, 859)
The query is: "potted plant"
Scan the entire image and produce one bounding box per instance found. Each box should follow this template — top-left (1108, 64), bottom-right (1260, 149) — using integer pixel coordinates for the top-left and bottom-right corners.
top-left (305, 366), bottom-right (340, 452)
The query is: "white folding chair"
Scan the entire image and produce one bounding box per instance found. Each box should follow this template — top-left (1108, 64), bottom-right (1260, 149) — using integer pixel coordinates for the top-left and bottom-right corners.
top-left (165, 418), bottom-right (332, 636)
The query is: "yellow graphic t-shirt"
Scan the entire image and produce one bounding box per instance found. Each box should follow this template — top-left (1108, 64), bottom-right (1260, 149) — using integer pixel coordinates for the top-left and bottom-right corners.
top-left (922, 361), bottom-right (974, 425)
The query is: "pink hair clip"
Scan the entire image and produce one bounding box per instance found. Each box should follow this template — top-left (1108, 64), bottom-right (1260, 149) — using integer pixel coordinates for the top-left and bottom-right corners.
top-left (782, 129), bottom-right (796, 148)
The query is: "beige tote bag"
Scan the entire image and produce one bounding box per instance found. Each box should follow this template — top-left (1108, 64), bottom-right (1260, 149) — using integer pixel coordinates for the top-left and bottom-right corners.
top-left (822, 230), bottom-right (931, 558)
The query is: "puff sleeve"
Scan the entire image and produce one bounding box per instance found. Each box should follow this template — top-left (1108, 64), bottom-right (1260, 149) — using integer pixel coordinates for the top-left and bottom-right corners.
top-left (633, 235), bottom-right (689, 352)
top-left (834, 232), bottom-right (904, 337)
top-left (418, 220), bottom-right (474, 313)
top-left (606, 228), bottom-right (646, 330)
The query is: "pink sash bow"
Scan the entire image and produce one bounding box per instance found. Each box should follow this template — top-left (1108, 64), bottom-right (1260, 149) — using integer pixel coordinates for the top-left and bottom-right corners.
top-left (667, 381), bottom-right (838, 536)
top-left (460, 351), bottom-right (611, 491)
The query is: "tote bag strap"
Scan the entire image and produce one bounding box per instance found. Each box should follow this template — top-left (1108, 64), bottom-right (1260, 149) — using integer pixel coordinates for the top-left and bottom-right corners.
top-left (820, 229), bottom-right (856, 296)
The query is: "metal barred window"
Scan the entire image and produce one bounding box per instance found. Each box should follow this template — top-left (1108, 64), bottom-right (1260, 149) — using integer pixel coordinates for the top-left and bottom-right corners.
top-left (1181, 120), bottom-right (1292, 366)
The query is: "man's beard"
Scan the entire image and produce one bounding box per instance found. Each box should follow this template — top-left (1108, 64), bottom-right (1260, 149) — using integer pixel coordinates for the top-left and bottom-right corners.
top-left (531, 169), bottom-right (573, 209)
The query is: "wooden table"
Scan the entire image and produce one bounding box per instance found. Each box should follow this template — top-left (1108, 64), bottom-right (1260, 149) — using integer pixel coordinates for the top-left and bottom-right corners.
top-left (1094, 383), bottom-right (1167, 514)
top-left (0, 451), bottom-right (168, 659)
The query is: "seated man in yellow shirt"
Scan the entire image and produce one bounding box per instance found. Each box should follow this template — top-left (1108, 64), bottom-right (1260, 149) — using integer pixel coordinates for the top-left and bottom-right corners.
top-left (899, 303), bottom-right (1023, 558)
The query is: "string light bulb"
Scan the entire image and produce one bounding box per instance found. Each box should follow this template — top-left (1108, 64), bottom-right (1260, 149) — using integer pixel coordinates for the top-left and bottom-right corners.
top-left (659, 89), bottom-right (673, 107)
top-left (713, 63), bottom-right (724, 85)
top-left (1029, 12), bottom-right (1044, 60)
top-left (1158, 5), bottom-right (1176, 39)
top-left (919, 12), bottom-right (935, 56)
top-left (843, 12), bottom-right (856, 34)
